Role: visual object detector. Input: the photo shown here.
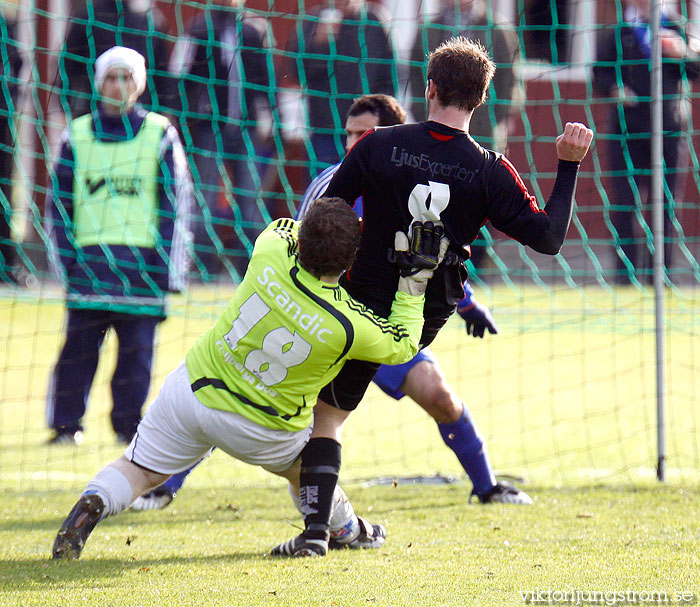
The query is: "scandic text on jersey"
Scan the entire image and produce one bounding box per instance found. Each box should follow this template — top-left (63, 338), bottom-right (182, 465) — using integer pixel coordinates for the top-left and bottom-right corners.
top-left (390, 147), bottom-right (478, 182)
top-left (258, 266), bottom-right (332, 343)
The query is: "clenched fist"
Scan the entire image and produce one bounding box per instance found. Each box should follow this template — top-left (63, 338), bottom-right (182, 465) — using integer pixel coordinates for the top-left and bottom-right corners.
top-left (556, 122), bottom-right (594, 163)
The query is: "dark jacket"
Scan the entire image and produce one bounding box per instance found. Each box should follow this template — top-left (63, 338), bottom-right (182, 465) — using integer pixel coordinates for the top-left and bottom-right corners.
top-left (0, 15), bottom-right (23, 272)
top-left (0, 15), bottom-right (23, 115)
top-left (593, 13), bottom-right (700, 134)
top-left (58, 0), bottom-right (175, 117)
top-left (284, 3), bottom-right (396, 132)
top-left (47, 106), bottom-right (193, 316)
top-left (170, 8), bottom-right (273, 140)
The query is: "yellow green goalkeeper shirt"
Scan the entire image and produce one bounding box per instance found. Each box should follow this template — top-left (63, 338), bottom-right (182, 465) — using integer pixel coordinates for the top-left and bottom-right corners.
top-left (185, 218), bottom-right (424, 432)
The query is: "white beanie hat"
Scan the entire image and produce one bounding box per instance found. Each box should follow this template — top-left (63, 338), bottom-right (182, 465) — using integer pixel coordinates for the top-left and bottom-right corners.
top-left (94, 46), bottom-right (147, 97)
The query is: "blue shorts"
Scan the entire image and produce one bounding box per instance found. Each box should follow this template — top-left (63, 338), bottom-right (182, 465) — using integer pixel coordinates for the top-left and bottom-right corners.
top-left (373, 348), bottom-right (437, 400)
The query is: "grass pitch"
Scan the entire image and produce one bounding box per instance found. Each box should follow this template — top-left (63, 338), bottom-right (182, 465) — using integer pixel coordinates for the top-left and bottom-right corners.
top-left (2, 483), bottom-right (699, 606)
top-left (1, 283), bottom-right (699, 605)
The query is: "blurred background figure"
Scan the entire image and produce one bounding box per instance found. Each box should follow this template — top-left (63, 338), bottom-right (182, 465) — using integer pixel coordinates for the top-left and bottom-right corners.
top-left (409, 0), bottom-right (520, 268)
top-left (0, 11), bottom-right (25, 285)
top-left (521, 0), bottom-right (572, 63)
top-left (284, 0), bottom-right (397, 175)
top-left (58, 0), bottom-right (174, 119)
top-left (409, 0), bottom-right (519, 152)
top-left (169, 0), bottom-right (274, 280)
top-left (46, 47), bottom-right (192, 446)
top-left (593, 0), bottom-right (700, 283)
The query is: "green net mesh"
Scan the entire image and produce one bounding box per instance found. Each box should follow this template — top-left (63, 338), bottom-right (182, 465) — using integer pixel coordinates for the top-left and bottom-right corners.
top-left (1, 0), bottom-right (698, 490)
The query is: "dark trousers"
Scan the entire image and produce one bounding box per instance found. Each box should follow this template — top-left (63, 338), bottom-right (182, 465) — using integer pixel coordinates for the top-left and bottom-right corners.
top-left (0, 118), bottom-right (16, 276)
top-left (608, 131), bottom-right (678, 281)
top-left (189, 127), bottom-right (266, 279)
top-left (49, 308), bottom-right (161, 438)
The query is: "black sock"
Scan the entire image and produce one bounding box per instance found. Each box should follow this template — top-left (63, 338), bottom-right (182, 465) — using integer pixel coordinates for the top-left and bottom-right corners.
top-left (299, 437), bottom-right (341, 542)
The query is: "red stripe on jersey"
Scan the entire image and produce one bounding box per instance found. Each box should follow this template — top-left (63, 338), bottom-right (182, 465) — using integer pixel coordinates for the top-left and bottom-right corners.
top-left (499, 157), bottom-right (541, 213)
top-left (429, 130), bottom-right (454, 141)
top-left (347, 128), bottom-right (375, 153)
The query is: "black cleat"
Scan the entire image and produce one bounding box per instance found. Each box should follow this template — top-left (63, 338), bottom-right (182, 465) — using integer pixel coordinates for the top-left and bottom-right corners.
top-left (329, 516), bottom-right (386, 550)
top-left (52, 494), bottom-right (104, 560)
top-left (270, 533), bottom-right (328, 557)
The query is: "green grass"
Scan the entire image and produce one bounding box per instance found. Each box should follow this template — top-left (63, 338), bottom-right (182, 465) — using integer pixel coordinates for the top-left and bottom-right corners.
top-left (1, 284), bottom-right (699, 605)
top-left (2, 484), bottom-right (700, 606)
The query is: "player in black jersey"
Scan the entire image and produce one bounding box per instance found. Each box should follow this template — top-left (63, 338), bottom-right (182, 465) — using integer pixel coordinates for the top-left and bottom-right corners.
top-left (272, 36), bottom-right (593, 557)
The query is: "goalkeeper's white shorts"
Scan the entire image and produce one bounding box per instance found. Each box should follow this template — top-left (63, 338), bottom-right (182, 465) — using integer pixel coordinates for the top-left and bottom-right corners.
top-left (124, 362), bottom-right (311, 475)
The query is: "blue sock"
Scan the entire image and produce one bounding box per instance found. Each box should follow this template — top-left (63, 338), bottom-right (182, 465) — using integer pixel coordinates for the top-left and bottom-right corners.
top-left (438, 405), bottom-right (496, 497)
top-left (162, 465), bottom-right (197, 494)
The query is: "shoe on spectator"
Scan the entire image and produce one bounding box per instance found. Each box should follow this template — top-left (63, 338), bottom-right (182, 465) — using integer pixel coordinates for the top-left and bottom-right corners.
top-left (131, 486), bottom-right (175, 511)
top-left (48, 430), bottom-right (84, 446)
top-left (115, 432), bottom-right (134, 445)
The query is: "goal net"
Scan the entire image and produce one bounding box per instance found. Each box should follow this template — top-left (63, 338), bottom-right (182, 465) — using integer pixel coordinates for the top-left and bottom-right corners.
top-left (1, 0), bottom-right (698, 491)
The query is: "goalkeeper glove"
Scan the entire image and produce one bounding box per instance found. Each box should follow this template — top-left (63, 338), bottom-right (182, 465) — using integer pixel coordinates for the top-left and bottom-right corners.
top-left (393, 221), bottom-right (449, 297)
top-left (456, 288), bottom-right (498, 338)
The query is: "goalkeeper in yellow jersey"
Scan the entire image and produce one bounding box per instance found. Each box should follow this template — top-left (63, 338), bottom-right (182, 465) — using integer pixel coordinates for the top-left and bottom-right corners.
top-left (52, 197), bottom-right (446, 560)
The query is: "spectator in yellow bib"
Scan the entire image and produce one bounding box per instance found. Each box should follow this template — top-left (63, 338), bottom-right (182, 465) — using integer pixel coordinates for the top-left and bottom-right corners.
top-left (46, 46), bottom-right (193, 446)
